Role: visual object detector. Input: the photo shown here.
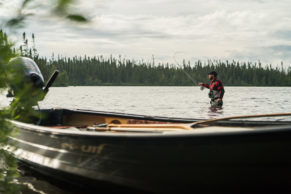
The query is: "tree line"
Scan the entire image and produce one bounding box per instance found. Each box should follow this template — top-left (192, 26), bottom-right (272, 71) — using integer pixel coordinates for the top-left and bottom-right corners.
top-left (20, 33), bottom-right (291, 87)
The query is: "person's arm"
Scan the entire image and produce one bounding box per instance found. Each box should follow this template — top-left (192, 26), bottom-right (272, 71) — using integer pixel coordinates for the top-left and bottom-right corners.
top-left (198, 82), bottom-right (210, 88)
top-left (219, 88), bottom-right (224, 98)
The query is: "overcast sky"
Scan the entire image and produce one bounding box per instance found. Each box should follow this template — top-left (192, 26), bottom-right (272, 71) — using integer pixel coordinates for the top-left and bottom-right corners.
top-left (1, 0), bottom-right (291, 66)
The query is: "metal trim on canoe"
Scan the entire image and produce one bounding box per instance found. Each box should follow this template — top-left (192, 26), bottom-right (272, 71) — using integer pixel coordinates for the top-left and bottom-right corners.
top-left (10, 119), bottom-right (291, 138)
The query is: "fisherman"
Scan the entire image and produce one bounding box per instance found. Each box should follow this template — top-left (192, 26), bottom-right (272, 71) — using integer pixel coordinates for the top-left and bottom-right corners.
top-left (198, 71), bottom-right (225, 108)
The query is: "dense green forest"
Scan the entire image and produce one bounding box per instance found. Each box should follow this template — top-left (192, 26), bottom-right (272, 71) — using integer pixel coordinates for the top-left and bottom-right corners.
top-left (19, 33), bottom-right (291, 86)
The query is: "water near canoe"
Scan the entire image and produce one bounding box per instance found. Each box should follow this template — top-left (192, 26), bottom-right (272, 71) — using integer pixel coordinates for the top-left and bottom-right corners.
top-left (38, 86), bottom-right (291, 121)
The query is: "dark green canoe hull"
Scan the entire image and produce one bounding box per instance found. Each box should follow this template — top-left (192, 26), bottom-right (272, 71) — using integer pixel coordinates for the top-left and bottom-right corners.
top-left (8, 109), bottom-right (291, 193)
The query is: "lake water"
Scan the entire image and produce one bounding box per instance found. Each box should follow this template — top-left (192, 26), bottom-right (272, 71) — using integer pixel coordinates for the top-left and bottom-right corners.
top-left (37, 86), bottom-right (291, 121)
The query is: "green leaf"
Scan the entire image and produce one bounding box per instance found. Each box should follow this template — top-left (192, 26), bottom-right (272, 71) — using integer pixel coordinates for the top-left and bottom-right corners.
top-left (66, 14), bottom-right (88, 22)
top-left (22, 0), bottom-right (33, 8)
top-left (6, 17), bottom-right (26, 27)
top-left (5, 13), bottom-right (33, 28)
top-left (55, 0), bottom-right (73, 13)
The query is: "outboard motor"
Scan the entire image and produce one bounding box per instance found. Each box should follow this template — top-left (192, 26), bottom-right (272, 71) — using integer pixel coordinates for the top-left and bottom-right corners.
top-left (6, 56), bottom-right (59, 123)
top-left (7, 57), bottom-right (45, 96)
top-left (7, 56), bottom-right (59, 97)
top-left (7, 56), bottom-right (59, 123)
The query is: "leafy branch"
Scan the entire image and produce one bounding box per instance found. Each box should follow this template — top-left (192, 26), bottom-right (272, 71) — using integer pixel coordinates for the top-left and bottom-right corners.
top-left (0, 0), bottom-right (89, 192)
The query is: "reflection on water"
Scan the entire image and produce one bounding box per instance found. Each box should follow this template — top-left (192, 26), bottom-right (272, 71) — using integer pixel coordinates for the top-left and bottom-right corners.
top-left (36, 86), bottom-right (291, 121)
top-left (208, 107), bottom-right (224, 118)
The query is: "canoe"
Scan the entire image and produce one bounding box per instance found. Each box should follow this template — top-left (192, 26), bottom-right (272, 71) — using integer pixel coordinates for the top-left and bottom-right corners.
top-left (7, 108), bottom-right (291, 193)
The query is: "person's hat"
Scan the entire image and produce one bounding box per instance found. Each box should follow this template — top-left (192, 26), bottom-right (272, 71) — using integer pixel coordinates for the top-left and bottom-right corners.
top-left (208, 71), bottom-right (217, 77)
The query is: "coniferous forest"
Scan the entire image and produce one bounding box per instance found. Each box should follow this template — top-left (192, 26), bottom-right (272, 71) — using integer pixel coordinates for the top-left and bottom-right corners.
top-left (19, 32), bottom-right (291, 87)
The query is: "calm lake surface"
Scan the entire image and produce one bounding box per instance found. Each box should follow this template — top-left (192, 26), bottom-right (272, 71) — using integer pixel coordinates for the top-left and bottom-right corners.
top-left (34, 86), bottom-right (291, 121)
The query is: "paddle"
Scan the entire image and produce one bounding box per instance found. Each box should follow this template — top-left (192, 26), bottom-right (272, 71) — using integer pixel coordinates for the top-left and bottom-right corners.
top-left (189, 112), bottom-right (291, 128)
top-left (108, 112), bottom-right (291, 131)
top-left (108, 123), bottom-right (192, 130)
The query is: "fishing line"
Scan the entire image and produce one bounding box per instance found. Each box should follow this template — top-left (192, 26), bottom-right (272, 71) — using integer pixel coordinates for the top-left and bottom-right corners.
top-left (173, 52), bottom-right (197, 85)
top-left (173, 52), bottom-right (205, 91)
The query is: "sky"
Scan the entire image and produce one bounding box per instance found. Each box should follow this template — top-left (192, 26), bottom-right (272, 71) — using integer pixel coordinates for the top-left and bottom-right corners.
top-left (1, 0), bottom-right (291, 67)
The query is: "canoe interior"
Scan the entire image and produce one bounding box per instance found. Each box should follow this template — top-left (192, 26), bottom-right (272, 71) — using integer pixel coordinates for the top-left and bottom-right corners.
top-left (28, 108), bottom-right (291, 130)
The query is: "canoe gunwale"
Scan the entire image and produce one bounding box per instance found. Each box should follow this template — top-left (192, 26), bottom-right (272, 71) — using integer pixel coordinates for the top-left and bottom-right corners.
top-left (10, 119), bottom-right (291, 139)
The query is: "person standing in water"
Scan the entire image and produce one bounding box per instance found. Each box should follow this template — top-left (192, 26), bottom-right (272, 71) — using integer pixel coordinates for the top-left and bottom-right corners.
top-left (198, 71), bottom-right (225, 108)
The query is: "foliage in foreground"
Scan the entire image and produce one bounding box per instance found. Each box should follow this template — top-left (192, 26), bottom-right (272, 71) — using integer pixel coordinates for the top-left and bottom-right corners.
top-left (0, 30), bottom-right (19, 194)
top-left (0, 0), bottom-right (88, 193)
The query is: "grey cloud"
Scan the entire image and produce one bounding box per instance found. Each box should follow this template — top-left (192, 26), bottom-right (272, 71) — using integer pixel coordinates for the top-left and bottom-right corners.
top-left (228, 44), bottom-right (291, 66)
top-left (270, 45), bottom-right (291, 52)
top-left (71, 27), bottom-right (172, 40)
top-left (273, 30), bottom-right (291, 40)
top-left (269, 45), bottom-right (291, 60)
top-left (25, 14), bottom-right (173, 41)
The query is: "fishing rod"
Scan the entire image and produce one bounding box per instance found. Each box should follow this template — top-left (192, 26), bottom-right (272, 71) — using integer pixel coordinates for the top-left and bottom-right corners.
top-left (173, 52), bottom-right (204, 90)
top-left (173, 52), bottom-right (196, 85)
